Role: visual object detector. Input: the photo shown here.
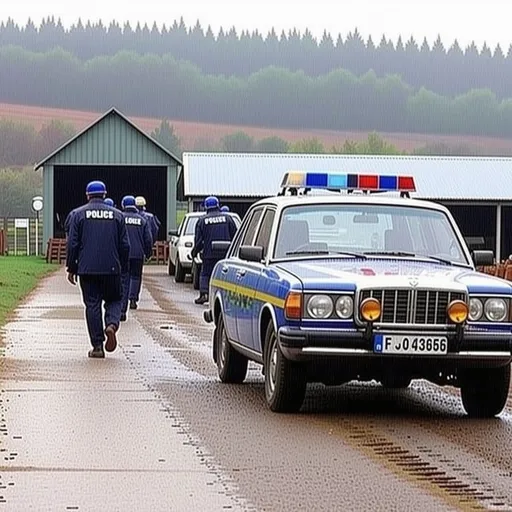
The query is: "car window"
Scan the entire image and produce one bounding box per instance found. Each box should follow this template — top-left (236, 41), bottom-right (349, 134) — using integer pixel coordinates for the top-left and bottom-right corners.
top-left (229, 208), bottom-right (260, 257)
top-left (240, 208), bottom-right (264, 247)
top-left (273, 204), bottom-right (468, 264)
top-left (184, 216), bottom-right (200, 236)
top-left (254, 209), bottom-right (276, 258)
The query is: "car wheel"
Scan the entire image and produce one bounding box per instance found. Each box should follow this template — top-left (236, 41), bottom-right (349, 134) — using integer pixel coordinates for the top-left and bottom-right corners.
top-left (192, 262), bottom-right (200, 290)
top-left (168, 257), bottom-right (176, 276)
top-left (380, 375), bottom-right (412, 389)
top-left (215, 314), bottom-right (248, 383)
top-left (460, 363), bottom-right (510, 418)
top-left (264, 322), bottom-right (307, 413)
top-left (175, 256), bottom-right (185, 283)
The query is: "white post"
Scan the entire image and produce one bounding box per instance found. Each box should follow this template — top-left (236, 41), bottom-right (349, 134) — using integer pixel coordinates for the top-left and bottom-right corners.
top-left (496, 204), bottom-right (502, 262)
top-left (26, 221), bottom-right (29, 256)
top-left (14, 225), bottom-right (17, 256)
top-left (35, 214), bottom-right (39, 256)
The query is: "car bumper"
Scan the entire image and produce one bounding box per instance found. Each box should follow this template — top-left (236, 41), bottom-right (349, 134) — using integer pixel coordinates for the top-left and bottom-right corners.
top-left (278, 327), bottom-right (512, 365)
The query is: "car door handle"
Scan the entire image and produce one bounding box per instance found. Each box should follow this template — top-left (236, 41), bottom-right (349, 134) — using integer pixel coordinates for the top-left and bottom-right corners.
top-left (236, 269), bottom-right (246, 278)
top-left (221, 266), bottom-right (229, 274)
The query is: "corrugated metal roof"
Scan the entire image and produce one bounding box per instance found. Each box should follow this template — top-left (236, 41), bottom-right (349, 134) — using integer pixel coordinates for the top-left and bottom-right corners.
top-left (35, 108), bottom-right (182, 170)
top-left (182, 153), bottom-right (512, 201)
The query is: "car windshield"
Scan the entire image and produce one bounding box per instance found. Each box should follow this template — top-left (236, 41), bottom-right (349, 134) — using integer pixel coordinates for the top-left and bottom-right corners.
top-left (273, 204), bottom-right (469, 265)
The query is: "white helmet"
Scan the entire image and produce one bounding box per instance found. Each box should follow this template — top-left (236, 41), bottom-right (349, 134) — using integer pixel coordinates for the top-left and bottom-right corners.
top-left (135, 196), bottom-right (146, 207)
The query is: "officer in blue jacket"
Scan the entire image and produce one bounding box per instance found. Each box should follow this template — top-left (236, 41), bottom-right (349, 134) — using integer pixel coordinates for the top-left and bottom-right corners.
top-left (120, 195), bottom-right (153, 319)
top-left (66, 180), bottom-right (130, 358)
top-left (135, 196), bottom-right (160, 243)
top-left (191, 196), bottom-right (237, 305)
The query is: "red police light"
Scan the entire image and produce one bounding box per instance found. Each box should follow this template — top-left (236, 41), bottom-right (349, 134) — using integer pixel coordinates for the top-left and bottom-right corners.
top-left (358, 175), bottom-right (379, 190)
top-left (398, 176), bottom-right (416, 191)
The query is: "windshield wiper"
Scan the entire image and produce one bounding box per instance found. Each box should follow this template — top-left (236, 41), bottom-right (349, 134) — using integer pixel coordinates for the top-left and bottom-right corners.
top-left (285, 250), bottom-right (331, 256)
top-left (363, 251), bottom-right (464, 267)
top-left (285, 250), bottom-right (367, 258)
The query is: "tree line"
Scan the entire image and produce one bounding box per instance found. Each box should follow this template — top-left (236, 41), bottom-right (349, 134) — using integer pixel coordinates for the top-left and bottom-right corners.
top-left (1, 18), bottom-right (511, 99)
top-left (1, 46), bottom-right (512, 138)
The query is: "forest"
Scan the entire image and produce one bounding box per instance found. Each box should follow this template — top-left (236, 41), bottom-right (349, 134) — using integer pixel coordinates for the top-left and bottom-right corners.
top-left (1, 18), bottom-right (512, 137)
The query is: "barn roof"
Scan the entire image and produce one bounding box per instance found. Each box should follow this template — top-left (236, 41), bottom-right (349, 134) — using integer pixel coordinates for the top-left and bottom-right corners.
top-left (35, 107), bottom-right (183, 170)
top-left (180, 152), bottom-right (512, 202)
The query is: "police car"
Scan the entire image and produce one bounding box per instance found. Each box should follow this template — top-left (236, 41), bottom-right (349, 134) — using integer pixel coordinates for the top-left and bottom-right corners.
top-left (169, 211), bottom-right (242, 285)
top-left (203, 172), bottom-right (512, 417)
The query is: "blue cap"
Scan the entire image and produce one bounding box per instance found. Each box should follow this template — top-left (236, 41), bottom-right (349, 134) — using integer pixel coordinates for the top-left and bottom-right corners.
top-left (104, 198), bottom-right (114, 207)
top-left (221, 206), bottom-right (230, 212)
top-left (122, 195), bottom-right (136, 208)
top-left (204, 196), bottom-right (219, 210)
top-left (86, 180), bottom-right (107, 196)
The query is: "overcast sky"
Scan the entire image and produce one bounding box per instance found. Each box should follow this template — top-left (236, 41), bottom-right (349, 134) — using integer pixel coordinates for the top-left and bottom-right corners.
top-left (3, 0), bottom-right (511, 51)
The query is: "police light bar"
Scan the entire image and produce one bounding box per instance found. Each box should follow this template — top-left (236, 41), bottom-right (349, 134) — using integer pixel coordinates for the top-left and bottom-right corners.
top-left (280, 172), bottom-right (416, 192)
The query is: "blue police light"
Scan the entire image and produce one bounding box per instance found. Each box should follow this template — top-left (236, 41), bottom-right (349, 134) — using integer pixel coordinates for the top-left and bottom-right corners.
top-left (280, 172), bottom-right (416, 193)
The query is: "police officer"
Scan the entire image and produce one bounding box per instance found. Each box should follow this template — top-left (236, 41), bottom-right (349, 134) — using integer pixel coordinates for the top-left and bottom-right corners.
top-left (120, 195), bottom-right (153, 319)
top-left (135, 196), bottom-right (160, 243)
top-left (64, 207), bottom-right (78, 237)
top-left (66, 180), bottom-right (130, 358)
top-left (191, 196), bottom-right (237, 305)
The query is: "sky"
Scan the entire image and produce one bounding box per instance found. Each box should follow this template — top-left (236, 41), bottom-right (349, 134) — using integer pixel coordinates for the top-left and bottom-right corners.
top-left (3, 0), bottom-right (512, 51)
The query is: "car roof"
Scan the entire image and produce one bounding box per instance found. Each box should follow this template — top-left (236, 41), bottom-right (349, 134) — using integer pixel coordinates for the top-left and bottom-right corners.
top-left (250, 192), bottom-right (449, 213)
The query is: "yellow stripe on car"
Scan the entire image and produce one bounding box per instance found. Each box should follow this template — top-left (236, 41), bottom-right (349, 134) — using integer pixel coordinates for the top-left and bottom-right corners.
top-left (211, 279), bottom-right (285, 308)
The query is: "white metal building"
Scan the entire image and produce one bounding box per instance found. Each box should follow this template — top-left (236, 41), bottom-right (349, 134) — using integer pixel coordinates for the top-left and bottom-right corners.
top-left (178, 153), bottom-right (512, 261)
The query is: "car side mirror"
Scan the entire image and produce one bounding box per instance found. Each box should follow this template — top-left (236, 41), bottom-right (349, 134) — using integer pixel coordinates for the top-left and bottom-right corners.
top-left (168, 229), bottom-right (178, 237)
top-left (211, 241), bottom-right (231, 259)
top-left (239, 245), bottom-right (264, 263)
top-left (472, 250), bottom-right (494, 266)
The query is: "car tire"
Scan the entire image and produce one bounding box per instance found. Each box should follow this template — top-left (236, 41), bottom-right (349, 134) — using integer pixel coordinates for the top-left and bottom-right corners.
top-left (380, 375), bottom-right (412, 389)
top-left (175, 256), bottom-right (185, 283)
top-left (215, 314), bottom-right (248, 383)
top-left (168, 258), bottom-right (176, 276)
top-left (192, 262), bottom-right (200, 290)
top-left (460, 363), bottom-right (510, 418)
top-left (264, 322), bottom-right (307, 413)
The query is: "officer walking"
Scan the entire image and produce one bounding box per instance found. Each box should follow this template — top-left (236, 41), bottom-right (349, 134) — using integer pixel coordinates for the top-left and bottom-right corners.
top-left (120, 195), bottom-right (153, 319)
top-left (66, 180), bottom-right (130, 358)
top-left (135, 196), bottom-right (161, 243)
top-left (191, 196), bottom-right (237, 305)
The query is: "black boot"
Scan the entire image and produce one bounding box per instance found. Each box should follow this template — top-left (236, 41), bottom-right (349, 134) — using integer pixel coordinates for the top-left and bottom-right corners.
top-left (194, 293), bottom-right (208, 305)
top-left (129, 300), bottom-right (137, 310)
top-left (88, 346), bottom-right (105, 358)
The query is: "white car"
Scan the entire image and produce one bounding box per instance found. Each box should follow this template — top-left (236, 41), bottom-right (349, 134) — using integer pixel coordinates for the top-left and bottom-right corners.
top-left (168, 211), bottom-right (241, 284)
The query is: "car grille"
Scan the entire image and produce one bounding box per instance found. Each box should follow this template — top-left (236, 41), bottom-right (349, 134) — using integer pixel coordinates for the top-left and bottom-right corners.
top-left (359, 289), bottom-right (466, 325)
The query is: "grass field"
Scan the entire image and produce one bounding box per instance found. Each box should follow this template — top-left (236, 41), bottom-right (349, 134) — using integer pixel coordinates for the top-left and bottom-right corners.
top-left (0, 256), bottom-right (57, 328)
top-left (1, 102), bottom-right (512, 154)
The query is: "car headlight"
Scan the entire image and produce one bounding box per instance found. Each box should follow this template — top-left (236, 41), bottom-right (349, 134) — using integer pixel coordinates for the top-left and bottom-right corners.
top-left (484, 298), bottom-right (508, 322)
top-left (306, 295), bottom-right (333, 319)
top-left (335, 295), bottom-right (353, 319)
top-left (468, 298), bottom-right (483, 321)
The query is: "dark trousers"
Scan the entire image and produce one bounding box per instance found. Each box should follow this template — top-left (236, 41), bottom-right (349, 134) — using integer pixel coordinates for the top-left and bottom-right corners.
top-left (79, 275), bottom-right (122, 347)
top-left (122, 258), bottom-right (144, 313)
top-left (200, 258), bottom-right (218, 294)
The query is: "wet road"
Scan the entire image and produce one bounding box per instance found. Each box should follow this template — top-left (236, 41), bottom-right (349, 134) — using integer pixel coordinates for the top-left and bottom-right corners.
top-left (140, 269), bottom-right (512, 512)
top-left (2, 267), bottom-right (512, 511)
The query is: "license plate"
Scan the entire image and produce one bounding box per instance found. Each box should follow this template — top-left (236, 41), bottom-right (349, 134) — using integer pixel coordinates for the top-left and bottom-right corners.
top-left (374, 334), bottom-right (448, 355)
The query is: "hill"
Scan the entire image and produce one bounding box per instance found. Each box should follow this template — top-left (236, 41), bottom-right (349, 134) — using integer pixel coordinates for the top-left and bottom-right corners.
top-left (1, 102), bottom-right (512, 155)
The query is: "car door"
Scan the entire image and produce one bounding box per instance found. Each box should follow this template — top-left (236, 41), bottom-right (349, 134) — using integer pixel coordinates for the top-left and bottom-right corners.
top-left (221, 208), bottom-right (264, 344)
top-left (169, 218), bottom-right (185, 265)
top-left (235, 207), bottom-right (275, 352)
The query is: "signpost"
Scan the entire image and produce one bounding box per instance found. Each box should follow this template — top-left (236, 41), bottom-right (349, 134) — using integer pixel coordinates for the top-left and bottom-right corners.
top-left (14, 218), bottom-right (29, 255)
top-left (32, 196), bottom-right (43, 256)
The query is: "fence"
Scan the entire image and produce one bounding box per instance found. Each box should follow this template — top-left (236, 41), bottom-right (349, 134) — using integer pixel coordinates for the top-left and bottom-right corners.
top-left (0, 217), bottom-right (43, 256)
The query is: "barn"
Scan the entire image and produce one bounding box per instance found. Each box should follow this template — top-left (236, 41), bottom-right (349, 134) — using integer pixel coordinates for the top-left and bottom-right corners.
top-left (35, 108), bottom-right (183, 249)
top-left (179, 152), bottom-right (512, 262)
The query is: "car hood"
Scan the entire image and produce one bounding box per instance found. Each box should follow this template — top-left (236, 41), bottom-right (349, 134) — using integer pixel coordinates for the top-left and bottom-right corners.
top-left (274, 258), bottom-right (512, 294)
